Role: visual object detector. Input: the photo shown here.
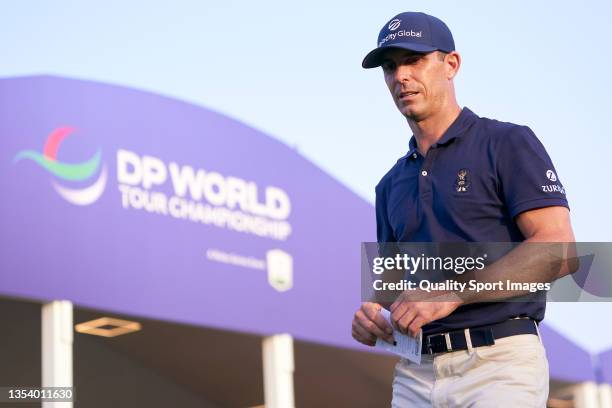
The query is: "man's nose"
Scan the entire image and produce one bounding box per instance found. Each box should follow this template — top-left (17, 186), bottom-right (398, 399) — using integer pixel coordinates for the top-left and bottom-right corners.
top-left (394, 65), bottom-right (412, 83)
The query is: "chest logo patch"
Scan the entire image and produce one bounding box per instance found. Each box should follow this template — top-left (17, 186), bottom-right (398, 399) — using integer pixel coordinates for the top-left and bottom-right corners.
top-left (454, 169), bottom-right (470, 192)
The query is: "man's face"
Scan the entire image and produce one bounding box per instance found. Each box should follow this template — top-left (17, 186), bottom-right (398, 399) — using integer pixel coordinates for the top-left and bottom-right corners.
top-left (380, 49), bottom-right (454, 121)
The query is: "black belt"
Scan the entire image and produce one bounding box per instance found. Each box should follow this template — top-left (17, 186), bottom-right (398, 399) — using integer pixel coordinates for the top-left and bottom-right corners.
top-left (423, 318), bottom-right (539, 355)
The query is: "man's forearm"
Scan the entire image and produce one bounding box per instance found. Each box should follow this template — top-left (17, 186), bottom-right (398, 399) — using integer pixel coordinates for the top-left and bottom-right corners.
top-left (455, 241), bottom-right (578, 304)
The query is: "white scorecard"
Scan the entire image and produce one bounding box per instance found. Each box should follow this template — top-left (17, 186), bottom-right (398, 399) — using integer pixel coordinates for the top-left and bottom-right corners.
top-left (375, 308), bottom-right (422, 364)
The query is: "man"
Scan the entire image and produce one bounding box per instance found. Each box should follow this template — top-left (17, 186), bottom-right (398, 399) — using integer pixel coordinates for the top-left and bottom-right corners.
top-left (351, 12), bottom-right (575, 407)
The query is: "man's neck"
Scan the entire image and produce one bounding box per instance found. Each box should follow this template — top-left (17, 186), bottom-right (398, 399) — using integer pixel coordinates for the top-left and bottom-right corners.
top-left (408, 103), bottom-right (462, 156)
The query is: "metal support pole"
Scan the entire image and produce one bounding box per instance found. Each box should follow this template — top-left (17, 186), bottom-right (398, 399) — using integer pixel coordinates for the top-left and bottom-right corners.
top-left (573, 382), bottom-right (601, 408)
top-left (262, 334), bottom-right (295, 408)
top-left (600, 384), bottom-right (612, 408)
top-left (42, 300), bottom-right (73, 408)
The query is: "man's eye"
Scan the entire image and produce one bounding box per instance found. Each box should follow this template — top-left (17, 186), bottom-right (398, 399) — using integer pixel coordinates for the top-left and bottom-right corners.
top-left (382, 62), bottom-right (395, 71)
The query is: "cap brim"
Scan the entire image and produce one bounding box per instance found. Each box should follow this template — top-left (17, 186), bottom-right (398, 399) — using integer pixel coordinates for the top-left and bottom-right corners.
top-left (362, 43), bottom-right (437, 68)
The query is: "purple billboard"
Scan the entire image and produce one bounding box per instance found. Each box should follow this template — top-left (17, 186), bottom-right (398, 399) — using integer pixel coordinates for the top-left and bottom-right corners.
top-left (0, 75), bottom-right (373, 348)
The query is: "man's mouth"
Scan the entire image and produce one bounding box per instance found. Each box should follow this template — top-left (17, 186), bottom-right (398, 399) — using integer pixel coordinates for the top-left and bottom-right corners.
top-left (399, 91), bottom-right (419, 98)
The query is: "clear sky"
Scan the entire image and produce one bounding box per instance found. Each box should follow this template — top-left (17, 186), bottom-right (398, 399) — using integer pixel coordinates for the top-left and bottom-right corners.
top-left (2, 0), bottom-right (611, 353)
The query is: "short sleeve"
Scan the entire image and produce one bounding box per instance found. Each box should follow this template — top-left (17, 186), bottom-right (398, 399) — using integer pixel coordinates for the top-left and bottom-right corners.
top-left (496, 125), bottom-right (569, 219)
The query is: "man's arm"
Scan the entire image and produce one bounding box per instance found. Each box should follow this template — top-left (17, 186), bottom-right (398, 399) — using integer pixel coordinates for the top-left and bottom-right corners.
top-left (350, 182), bottom-right (397, 347)
top-left (455, 205), bottom-right (577, 304)
top-left (390, 205), bottom-right (577, 337)
top-left (517, 206), bottom-right (575, 243)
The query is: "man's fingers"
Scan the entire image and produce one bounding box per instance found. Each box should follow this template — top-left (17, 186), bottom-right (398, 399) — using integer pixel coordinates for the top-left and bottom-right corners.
top-left (359, 303), bottom-right (381, 323)
top-left (391, 303), bottom-right (414, 332)
top-left (391, 291), bottom-right (412, 312)
top-left (407, 316), bottom-right (427, 338)
top-left (372, 311), bottom-right (394, 336)
top-left (398, 313), bottom-right (417, 335)
top-left (352, 330), bottom-right (375, 346)
top-left (369, 315), bottom-right (395, 344)
top-left (363, 304), bottom-right (394, 337)
top-left (389, 302), bottom-right (407, 330)
top-left (361, 303), bottom-right (394, 342)
top-left (353, 318), bottom-right (376, 340)
top-left (352, 321), bottom-right (376, 345)
top-left (356, 315), bottom-right (393, 343)
top-left (394, 307), bottom-right (417, 335)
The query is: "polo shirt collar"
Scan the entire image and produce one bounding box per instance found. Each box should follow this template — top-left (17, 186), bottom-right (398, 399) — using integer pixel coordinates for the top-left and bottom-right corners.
top-left (405, 107), bottom-right (478, 158)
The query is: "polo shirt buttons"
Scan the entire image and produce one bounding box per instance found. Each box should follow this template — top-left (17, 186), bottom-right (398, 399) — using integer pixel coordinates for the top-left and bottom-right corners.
top-left (421, 170), bottom-right (428, 176)
top-left (412, 153), bottom-right (418, 159)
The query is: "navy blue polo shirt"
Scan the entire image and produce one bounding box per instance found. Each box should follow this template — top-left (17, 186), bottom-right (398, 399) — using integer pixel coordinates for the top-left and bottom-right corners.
top-left (375, 107), bottom-right (569, 335)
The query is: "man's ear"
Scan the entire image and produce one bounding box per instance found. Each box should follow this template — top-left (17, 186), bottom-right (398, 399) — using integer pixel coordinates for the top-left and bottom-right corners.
top-left (446, 51), bottom-right (461, 80)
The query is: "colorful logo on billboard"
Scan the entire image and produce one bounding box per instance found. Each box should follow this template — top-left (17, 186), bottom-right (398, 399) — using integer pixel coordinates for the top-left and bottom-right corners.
top-left (13, 126), bottom-right (107, 205)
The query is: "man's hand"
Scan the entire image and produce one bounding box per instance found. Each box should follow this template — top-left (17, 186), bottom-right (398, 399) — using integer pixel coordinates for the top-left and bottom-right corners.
top-left (351, 302), bottom-right (395, 346)
top-left (390, 291), bottom-right (462, 337)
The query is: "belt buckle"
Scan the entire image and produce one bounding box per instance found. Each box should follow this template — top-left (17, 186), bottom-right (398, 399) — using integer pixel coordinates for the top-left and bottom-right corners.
top-left (426, 332), bottom-right (453, 354)
top-left (426, 334), bottom-right (438, 355)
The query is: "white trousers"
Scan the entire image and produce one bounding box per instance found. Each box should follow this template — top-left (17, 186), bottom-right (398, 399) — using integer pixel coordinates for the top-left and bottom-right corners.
top-left (392, 334), bottom-right (549, 407)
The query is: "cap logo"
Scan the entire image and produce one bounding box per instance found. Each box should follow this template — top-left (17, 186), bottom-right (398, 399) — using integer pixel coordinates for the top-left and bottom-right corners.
top-left (378, 29), bottom-right (423, 47)
top-left (388, 19), bottom-right (401, 31)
